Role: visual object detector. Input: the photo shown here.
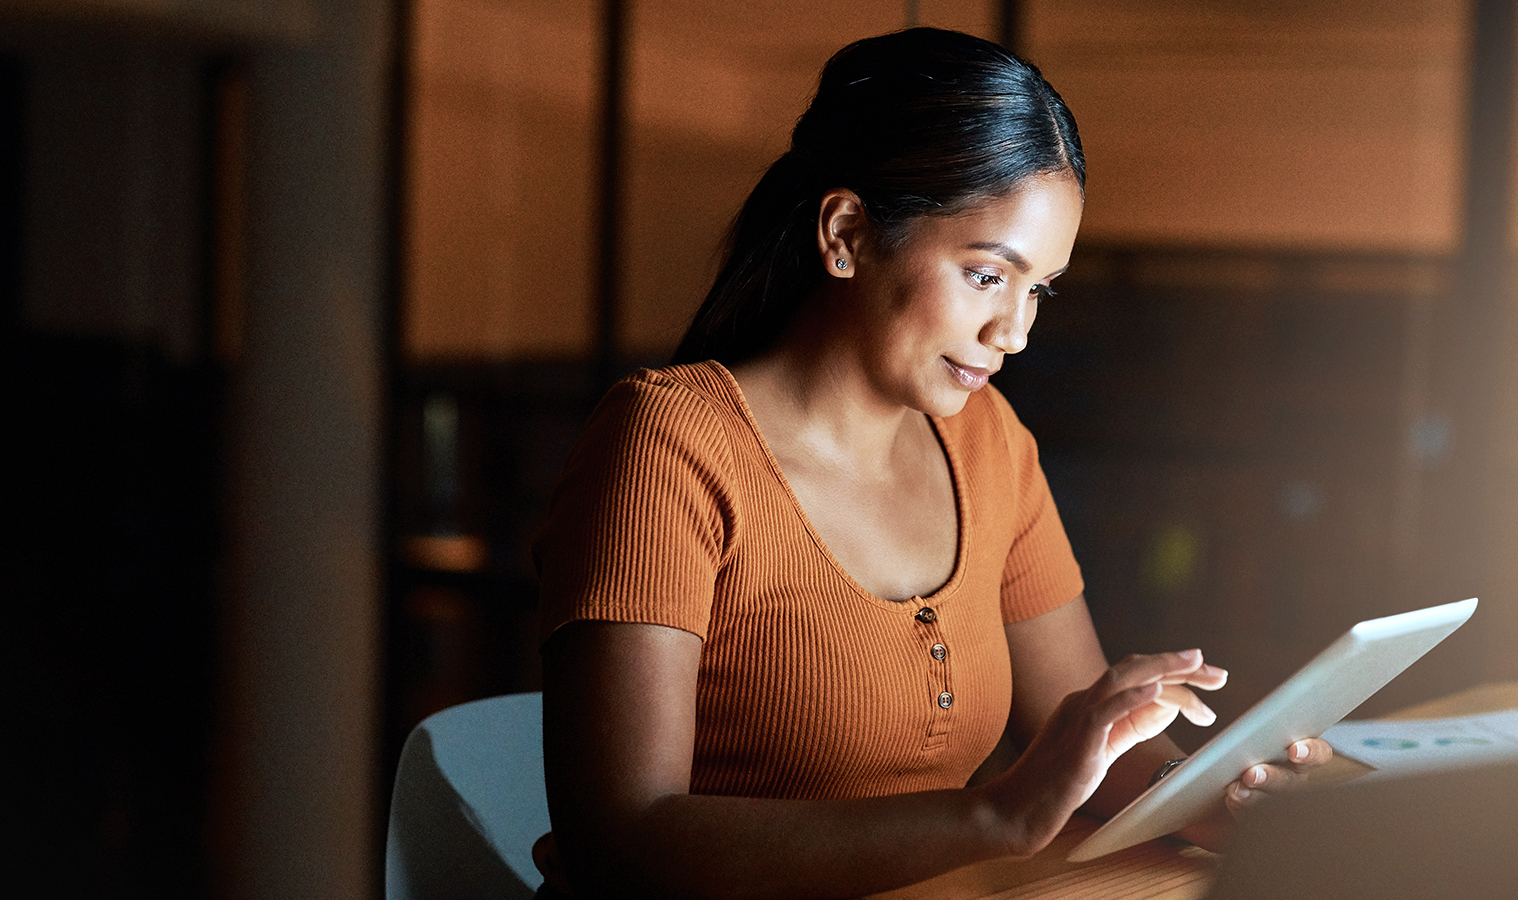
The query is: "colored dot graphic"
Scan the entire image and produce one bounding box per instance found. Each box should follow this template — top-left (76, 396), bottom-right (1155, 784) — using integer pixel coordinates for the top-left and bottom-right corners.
top-left (1360, 736), bottom-right (1496, 750)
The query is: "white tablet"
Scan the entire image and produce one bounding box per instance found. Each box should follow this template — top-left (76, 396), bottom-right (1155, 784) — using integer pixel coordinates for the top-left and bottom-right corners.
top-left (1066, 597), bottom-right (1478, 863)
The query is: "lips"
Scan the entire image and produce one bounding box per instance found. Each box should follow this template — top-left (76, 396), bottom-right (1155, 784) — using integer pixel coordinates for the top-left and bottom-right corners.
top-left (943, 357), bottom-right (995, 391)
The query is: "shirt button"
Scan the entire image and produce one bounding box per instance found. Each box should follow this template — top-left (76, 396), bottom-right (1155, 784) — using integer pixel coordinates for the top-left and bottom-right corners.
top-left (915, 607), bottom-right (937, 624)
top-left (938, 691), bottom-right (954, 709)
top-left (931, 643), bottom-right (947, 660)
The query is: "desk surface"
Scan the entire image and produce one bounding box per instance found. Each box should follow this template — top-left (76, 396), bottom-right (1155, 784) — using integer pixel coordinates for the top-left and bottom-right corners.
top-left (867, 816), bottom-right (1214, 900)
top-left (866, 682), bottom-right (1518, 900)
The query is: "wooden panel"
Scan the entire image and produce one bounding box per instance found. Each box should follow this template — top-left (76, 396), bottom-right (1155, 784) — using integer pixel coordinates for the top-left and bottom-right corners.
top-left (404, 0), bottom-right (599, 361)
top-left (1024, 0), bottom-right (1469, 254)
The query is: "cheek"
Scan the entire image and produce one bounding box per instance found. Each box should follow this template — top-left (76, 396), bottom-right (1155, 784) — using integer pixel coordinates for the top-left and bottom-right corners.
top-left (942, 293), bottom-right (988, 339)
top-left (903, 303), bottom-right (962, 356)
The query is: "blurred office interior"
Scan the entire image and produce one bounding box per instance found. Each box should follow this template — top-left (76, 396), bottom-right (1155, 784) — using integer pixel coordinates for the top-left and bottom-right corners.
top-left (5, 0), bottom-right (1518, 897)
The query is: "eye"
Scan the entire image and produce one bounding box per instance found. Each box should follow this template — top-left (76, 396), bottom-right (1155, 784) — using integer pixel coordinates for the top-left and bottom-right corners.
top-left (1030, 282), bottom-right (1057, 304)
top-left (967, 270), bottom-right (1003, 288)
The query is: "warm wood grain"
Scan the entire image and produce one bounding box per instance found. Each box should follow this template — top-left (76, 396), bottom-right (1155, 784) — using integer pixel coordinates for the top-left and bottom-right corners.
top-left (866, 816), bottom-right (1215, 900)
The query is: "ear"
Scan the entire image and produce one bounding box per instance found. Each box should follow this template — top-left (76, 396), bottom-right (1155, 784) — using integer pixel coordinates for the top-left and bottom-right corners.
top-left (816, 188), bottom-right (866, 278)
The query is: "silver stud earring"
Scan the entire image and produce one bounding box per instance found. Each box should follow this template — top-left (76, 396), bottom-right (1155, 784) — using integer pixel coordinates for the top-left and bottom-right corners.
top-left (835, 258), bottom-right (848, 270)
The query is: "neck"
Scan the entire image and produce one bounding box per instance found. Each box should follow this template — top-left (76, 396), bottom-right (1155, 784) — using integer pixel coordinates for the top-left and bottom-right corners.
top-left (730, 331), bottom-right (919, 473)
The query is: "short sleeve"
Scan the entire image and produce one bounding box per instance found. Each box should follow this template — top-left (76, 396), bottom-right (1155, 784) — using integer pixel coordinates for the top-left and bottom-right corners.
top-left (533, 372), bottom-right (736, 643)
top-left (982, 390), bottom-right (1085, 622)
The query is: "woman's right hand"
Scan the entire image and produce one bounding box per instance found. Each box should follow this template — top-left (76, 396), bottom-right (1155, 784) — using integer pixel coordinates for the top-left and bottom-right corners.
top-left (983, 649), bottom-right (1227, 855)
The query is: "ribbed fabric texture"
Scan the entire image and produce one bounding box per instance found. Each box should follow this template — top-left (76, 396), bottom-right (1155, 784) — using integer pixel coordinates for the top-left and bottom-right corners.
top-left (535, 360), bottom-right (1084, 800)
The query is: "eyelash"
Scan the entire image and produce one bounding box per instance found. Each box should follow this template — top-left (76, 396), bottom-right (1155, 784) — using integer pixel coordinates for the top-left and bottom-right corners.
top-left (967, 271), bottom-right (1058, 304)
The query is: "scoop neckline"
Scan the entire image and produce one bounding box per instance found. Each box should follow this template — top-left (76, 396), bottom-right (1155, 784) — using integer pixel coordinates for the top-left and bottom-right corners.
top-left (699, 359), bottom-right (969, 614)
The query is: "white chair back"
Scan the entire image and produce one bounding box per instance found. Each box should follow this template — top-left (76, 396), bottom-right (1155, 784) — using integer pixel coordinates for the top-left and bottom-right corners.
top-left (385, 692), bottom-right (549, 900)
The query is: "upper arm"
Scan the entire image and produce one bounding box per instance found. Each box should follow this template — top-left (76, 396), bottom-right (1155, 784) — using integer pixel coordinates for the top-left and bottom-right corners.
top-left (533, 378), bottom-right (733, 644)
top-left (1002, 593), bottom-right (1109, 743)
top-left (981, 390), bottom-right (1084, 624)
top-left (541, 620), bottom-right (704, 875)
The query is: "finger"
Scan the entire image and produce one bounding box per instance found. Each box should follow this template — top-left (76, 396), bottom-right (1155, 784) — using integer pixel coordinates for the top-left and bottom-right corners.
top-left (1119, 682), bottom-right (1216, 737)
top-left (1287, 738), bottom-right (1334, 770)
top-left (1158, 662), bottom-right (1228, 692)
top-left (1089, 681), bottom-right (1163, 728)
top-left (1101, 650), bottom-right (1209, 695)
top-left (1155, 683), bottom-right (1217, 727)
top-left (1116, 698), bottom-right (1183, 744)
top-left (1224, 778), bottom-right (1259, 816)
top-left (1224, 743), bottom-right (1335, 816)
top-left (1237, 761), bottom-right (1318, 796)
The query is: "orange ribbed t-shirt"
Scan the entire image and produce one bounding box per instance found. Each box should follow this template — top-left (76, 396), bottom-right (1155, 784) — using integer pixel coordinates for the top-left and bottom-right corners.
top-left (535, 360), bottom-right (1084, 800)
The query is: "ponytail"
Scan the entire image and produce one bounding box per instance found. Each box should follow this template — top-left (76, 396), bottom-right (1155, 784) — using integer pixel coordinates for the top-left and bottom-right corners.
top-left (671, 152), bottom-right (821, 365)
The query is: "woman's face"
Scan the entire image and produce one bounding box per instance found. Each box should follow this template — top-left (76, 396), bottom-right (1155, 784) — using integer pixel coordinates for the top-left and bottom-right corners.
top-left (844, 171), bottom-right (1084, 418)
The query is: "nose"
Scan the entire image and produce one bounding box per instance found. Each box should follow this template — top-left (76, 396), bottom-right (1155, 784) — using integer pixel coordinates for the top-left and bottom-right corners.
top-left (983, 291), bottom-right (1037, 355)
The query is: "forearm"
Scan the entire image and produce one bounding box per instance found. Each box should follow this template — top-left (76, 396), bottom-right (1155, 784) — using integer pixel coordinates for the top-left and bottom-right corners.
top-left (556, 785), bottom-right (1023, 900)
top-left (545, 616), bottom-right (1224, 897)
top-left (544, 623), bottom-right (1056, 899)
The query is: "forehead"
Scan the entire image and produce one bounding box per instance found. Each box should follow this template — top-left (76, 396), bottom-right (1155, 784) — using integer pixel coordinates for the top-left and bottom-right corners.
top-left (903, 172), bottom-right (1084, 266)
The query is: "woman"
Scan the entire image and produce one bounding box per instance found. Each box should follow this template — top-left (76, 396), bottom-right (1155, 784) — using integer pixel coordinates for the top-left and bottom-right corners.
top-left (532, 27), bottom-right (1329, 899)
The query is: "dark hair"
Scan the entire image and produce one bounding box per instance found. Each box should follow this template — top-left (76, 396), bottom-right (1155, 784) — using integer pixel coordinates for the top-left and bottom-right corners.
top-left (671, 27), bottom-right (1085, 367)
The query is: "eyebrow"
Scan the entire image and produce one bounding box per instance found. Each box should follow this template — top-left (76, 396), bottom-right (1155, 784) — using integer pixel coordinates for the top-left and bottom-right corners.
top-left (968, 242), bottom-right (1031, 273)
top-left (967, 242), bottom-right (1069, 279)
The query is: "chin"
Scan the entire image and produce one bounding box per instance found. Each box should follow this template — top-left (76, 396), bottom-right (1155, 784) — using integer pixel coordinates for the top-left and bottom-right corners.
top-left (919, 388), bottom-right (973, 419)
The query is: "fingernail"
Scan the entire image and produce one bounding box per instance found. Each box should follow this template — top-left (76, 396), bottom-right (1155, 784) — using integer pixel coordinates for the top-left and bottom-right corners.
top-left (1291, 742), bottom-right (1308, 761)
top-left (1248, 766), bottom-right (1266, 786)
top-left (1233, 784), bottom-right (1252, 801)
top-left (1198, 703), bottom-right (1217, 726)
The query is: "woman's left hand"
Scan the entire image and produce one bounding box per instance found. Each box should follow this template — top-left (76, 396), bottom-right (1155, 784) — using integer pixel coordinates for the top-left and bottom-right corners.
top-left (1174, 737), bottom-right (1335, 852)
top-left (1222, 737), bottom-right (1335, 815)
